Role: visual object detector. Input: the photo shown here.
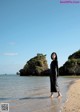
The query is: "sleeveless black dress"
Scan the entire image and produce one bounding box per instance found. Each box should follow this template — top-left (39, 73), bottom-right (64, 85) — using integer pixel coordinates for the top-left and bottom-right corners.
top-left (50, 60), bottom-right (59, 92)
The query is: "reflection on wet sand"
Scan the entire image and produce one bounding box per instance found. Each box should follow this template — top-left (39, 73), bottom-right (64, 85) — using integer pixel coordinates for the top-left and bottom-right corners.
top-left (9, 94), bottom-right (63, 112)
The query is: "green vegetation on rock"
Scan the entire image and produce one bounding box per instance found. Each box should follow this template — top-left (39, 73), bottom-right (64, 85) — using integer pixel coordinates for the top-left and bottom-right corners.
top-left (19, 50), bottom-right (80, 76)
top-left (59, 50), bottom-right (80, 75)
top-left (19, 54), bottom-right (49, 76)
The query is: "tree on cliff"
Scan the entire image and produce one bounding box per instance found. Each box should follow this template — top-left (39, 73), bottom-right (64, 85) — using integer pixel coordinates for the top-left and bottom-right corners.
top-left (59, 50), bottom-right (80, 75)
top-left (19, 53), bottom-right (49, 76)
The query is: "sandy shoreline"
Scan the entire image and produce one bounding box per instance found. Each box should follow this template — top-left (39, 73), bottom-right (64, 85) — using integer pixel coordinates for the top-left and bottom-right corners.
top-left (62, 79), bottom-right (80, 112)
top-left (0, 76), bottom-right (78, 112)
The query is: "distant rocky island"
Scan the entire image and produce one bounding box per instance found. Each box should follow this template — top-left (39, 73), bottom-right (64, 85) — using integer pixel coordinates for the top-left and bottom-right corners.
top-left (19, 50), bottom-right (80, 76)
top-left (19, 54), bottom-right (49, 76)
top-left (59, 50), bottom-right (80, 75)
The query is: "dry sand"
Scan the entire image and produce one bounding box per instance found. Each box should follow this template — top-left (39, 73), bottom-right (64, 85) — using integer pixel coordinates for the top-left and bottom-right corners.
top-left (62, 79), bottom-right (80, 112)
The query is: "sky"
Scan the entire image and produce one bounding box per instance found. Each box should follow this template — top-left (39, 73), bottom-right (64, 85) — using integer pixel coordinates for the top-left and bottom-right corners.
top-left (0, 0), bottom-right (80, 74)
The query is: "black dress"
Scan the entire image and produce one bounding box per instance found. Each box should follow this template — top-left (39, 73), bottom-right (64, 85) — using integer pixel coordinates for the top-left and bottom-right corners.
top-left (50, 60), bottom-right (59, 92)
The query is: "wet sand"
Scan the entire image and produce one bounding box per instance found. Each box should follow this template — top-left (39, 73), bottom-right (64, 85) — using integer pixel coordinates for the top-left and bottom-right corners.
top-left (6, 91), bottom-right (63, 112)
top-left (62, 79), bottom-right (80, 112)
top-left (4, 81), bottom-right (73, 112)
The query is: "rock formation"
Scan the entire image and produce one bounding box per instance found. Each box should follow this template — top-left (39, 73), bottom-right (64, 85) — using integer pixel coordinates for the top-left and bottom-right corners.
top-left (19, 54), bottom-right (49, 76)
top-left (59, 50), bottom-right (80, 75)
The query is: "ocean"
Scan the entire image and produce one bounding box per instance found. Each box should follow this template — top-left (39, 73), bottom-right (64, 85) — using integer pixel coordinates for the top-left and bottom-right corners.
top-left (0, 75), bottom-right (78, 112)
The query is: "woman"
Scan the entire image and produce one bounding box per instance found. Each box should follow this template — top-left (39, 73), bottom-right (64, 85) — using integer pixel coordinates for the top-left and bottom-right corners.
top-left (50, 52), bottom-right (62, 98)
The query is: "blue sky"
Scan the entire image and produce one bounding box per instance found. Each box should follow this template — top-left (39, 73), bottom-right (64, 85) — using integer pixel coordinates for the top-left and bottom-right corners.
top-left (0, 0), bottom-right (80, 74)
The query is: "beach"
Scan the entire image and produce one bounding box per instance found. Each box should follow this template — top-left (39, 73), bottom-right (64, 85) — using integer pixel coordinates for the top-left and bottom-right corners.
top-left (62, 79), bottom-right (80, 112)
top-left (0, 75), bottom-right (78, 112)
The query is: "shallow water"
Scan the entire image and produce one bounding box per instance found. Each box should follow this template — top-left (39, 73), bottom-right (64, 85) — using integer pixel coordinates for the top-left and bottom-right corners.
top-left (0, 75), bottom-right (78, 112)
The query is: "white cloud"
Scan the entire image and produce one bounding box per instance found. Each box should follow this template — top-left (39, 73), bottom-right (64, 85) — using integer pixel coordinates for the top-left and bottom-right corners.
top-left (3, 53), bottom-right (18, 56)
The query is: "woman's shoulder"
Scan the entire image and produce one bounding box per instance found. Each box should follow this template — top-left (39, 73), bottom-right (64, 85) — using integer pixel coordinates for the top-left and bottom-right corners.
top-left (51, 60), bottom-right (58, 64)
top-left (51, 60), bottom-right (58, 65)
top-left (51, 61), bottom-right (53, 64)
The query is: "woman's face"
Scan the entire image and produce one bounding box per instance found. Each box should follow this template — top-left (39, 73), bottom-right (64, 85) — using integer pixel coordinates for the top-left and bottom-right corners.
top-left (52, 53), bottom-right (56, 60)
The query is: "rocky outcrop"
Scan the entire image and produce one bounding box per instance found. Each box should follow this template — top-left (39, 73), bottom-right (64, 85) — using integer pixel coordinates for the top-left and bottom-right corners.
top-left (19, 54), bottom-right (49, 76)
top-left (59, 50), bottom-right (80, 75)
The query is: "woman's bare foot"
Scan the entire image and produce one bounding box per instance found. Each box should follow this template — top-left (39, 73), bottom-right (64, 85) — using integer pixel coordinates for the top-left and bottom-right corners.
top-left (57, 93), bottom-right (62, 98)
top-left (50, 93), bottom-right (54, 98)
top-left (50, 94), bottom-right (54, 98)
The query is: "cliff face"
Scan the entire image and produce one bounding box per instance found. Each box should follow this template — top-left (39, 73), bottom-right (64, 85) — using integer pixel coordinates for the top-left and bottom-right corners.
top-left (59, 50), bottom-right (80, 75)
top-left (19, 54), bottom-right (49, 76)
top-left (19, 50), bottom-right (80, 76)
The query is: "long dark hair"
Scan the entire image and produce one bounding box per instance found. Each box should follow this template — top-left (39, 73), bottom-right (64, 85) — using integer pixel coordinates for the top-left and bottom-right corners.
top-left (51, 52), bottom-right (58, 61)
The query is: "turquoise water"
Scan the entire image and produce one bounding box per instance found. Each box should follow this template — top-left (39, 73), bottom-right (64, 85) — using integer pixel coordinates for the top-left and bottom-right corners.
top-left (0, 75), bottom-right (78, 112)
